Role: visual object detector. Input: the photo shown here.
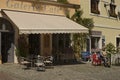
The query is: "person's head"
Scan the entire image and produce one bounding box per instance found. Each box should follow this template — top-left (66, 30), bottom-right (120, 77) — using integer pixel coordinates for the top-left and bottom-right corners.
top-left (37, 55), bottom-right (40, 58)
top-left (94, 52), bottom-right (97, 54)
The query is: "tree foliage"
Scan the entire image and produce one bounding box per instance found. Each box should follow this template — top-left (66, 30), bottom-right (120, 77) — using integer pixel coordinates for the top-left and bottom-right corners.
top-left (71, 10), bottom-right (94, 31)
top-left (105, 43), bottom-right (116, 54)
top-left (70, 9), bottom-right (94, 53)
top-left (71, 9), bottom-right (83, 24)
top-left (72, 33), bottom-right (87, 53)
top-left (116, 46), bottom-right (120, 54)
top-left (17, 34), bottom-right (29, 57)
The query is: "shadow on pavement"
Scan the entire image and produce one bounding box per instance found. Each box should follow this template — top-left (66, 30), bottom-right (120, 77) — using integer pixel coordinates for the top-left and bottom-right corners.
top-left (0, 71), bottom-right (14, 80)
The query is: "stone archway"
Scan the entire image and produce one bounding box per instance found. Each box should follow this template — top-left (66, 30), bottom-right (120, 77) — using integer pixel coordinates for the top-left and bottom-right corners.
top-left (0, 17), bottom-right (15, 63)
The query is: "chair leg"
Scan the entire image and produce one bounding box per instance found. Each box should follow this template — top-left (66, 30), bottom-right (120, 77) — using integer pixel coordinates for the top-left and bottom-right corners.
top-left (36, 66), bottom-right (45, 71)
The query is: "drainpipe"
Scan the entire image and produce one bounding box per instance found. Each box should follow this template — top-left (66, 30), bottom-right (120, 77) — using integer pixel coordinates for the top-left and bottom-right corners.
top-left (89, 35), bottom-right (91, 54)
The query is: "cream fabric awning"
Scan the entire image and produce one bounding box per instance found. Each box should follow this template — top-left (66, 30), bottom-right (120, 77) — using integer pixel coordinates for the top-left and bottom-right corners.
top-left (3, 10), bottom-right (88, 34)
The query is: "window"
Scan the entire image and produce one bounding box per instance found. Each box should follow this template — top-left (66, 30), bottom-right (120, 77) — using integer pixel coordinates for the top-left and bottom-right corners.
top-left (91, 0), bottom-right (100, 14)
top-left (111, 0), bottom-right (115, 3)
top-left (108, 3), bottom-right (117, 18)
top-left (116, 37), bottom-right (120, 47)
top-left (118, 12), bottom-right (120, 20)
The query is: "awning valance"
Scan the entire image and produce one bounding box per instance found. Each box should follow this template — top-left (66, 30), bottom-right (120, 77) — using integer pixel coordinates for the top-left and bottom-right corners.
top-left (3, 10), bottom-right (88, 34)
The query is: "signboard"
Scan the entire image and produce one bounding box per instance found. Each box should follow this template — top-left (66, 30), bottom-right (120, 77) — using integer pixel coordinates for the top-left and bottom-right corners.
top-left (0, 0), bottom-right (66, 15)
top-left (91, 31), bottom-right (102, 35)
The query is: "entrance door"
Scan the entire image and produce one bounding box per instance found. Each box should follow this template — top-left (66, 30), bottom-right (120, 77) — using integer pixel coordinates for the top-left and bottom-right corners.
top-left (1, 32), bottom-right (14, 63)
top-left (0, 18), bottom-right (15, 63)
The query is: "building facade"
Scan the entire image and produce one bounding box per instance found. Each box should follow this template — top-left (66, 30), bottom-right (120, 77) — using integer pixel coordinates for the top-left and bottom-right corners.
top-left (0, 0), bottom-right (88, 64)
top-left (80, 0), bottom-right (120, 52)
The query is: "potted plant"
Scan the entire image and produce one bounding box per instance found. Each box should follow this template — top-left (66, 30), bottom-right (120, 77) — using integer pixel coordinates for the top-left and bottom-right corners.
top-left (104, 43), bottom-right (116, 66)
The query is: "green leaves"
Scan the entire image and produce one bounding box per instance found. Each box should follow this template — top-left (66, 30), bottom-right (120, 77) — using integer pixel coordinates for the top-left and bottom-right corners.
top-left (70, 9), bottom-right (94, 53)
top-left (82, 18), bottom-right (94, 30)
top-left (116, 47), bottom-right (120, 54)
top-left (71, 10), bottom-right (83, 24)
top-left (105, 43), bottom-right (116, 55)
top-left (71, 9), bottom-right (94, 31)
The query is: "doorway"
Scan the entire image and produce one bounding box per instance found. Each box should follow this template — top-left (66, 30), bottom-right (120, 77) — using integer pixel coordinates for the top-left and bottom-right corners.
top-left (0, 17), bottom-right (15, 63)
top-left (1, 32), bottom-right (14, 63)
top-left (91, 37), bottom-right (101, 49)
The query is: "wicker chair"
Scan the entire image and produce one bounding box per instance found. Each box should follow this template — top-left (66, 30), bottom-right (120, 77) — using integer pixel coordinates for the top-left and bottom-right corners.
top-left (34, 55), bottom-right (45, 71)
top-left (19, 57), bottom-right (32, 69)
top-left (44, 56), bottom-right (53, 66)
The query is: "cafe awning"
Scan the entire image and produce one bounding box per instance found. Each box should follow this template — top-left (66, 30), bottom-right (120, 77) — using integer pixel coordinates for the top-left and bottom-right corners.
top-left (3, 10), bottom-right (88, 34)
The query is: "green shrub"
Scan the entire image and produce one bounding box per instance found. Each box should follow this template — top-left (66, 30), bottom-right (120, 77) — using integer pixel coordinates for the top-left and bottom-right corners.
top-left (105, 43), bottom-right (116, 54)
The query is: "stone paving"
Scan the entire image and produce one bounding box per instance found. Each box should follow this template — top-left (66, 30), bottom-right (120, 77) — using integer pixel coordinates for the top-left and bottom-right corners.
top-left (0, 63), bottom-right (120, 80)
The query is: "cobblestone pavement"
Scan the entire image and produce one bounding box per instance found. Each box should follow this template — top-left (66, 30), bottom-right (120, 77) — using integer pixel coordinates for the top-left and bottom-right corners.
top-left (0, 63), bottom-right (120, 80)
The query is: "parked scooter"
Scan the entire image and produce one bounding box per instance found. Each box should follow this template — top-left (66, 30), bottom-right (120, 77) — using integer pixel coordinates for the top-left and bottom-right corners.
top-left (103, 56), bottom-right (111, 67)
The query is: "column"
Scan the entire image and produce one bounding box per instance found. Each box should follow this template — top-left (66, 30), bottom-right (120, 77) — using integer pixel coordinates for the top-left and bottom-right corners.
top-left (70, 34), bottom-right (73, 46)
top-left (50, 34), bottom-right (52, 55)
top-left (99, 36), bottom-right (102, 49)
top-left (40, 34), bottom-right (44, 56)
top-left (0, 32), bottom-right (1, 64)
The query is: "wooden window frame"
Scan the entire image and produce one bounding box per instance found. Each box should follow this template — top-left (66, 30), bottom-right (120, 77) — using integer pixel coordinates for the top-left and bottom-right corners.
top-left (111, 0), bottom-right (115, 3)
top-left (108, 3), bottom-right (117, 18)
top-left (91, 0), bottom-right (100, 14)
